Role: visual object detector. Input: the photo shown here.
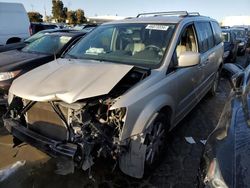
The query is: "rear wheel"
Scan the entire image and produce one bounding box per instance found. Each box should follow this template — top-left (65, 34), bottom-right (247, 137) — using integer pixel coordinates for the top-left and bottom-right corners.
top-left (144, 113), bottom-right (168, 172)
top-left (209, 71), bottom-right (220, 96)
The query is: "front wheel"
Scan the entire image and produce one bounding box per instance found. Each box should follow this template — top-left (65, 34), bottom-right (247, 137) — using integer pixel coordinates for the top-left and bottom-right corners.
top-left (144, 113), bottom-right (168, 172)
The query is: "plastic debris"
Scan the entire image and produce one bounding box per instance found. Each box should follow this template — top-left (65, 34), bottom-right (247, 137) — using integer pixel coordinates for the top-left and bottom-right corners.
top-left (0, 160), bottom-right (26, 182)
top-left (185, 137), bottom-right (196, 144)
top-left (200, 140), bottom-right (207, 145)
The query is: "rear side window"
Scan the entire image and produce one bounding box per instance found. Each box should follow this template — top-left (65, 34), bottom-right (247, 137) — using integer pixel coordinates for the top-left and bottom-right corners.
top-left (211, 22), bottom-right (222, 45)
top-left (195, 22), bottom-right (215, 53)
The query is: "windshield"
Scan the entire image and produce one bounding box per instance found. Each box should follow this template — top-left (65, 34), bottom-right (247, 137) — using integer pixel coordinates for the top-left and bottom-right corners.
top-left (233, 29), bottom-right (246, 38)
top-left (222, 32), bottom-right (230, 42)
top-left (24, 30), bottom-right (48, 44)
top-left (22, 35), bottom-right (72, 55)
top-left (66, 23), bottom-right (176, 68)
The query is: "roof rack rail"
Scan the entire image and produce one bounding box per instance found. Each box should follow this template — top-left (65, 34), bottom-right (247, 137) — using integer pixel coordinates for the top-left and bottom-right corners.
top-left (188, 12), bottom-right (200, 16)
top-left (137, 11), bottom-right (188, 18)
top-left (136, 11), bottom-right (200, 18)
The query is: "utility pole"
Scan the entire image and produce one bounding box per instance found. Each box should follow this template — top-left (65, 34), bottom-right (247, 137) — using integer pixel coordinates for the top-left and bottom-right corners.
top-left (44, 2), bottom-right (47, 22)
top-left (31, 4), bottom-right (34, 11)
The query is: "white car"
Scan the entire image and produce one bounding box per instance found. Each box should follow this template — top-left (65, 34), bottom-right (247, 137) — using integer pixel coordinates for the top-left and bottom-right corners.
top-left (0, 2), bottom-right (30, 45)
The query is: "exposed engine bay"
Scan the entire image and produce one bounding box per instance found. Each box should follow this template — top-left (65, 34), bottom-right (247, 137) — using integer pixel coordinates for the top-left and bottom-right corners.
top-left (5, 67), bottom-right (150, 176)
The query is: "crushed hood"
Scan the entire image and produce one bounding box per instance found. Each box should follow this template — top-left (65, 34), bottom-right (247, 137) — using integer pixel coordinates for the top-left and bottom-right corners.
top-left (10, 58), bottom-right (133, 103)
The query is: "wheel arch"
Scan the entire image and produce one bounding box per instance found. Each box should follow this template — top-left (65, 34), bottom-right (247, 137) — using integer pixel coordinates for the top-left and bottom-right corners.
top-left (129, 94), bottom-right (175, 137)
top-left (6, 37), bottom-right (21, 44)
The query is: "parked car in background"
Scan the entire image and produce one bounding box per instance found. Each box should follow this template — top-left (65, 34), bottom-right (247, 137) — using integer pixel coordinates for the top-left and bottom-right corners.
top-left (4, 11), bottom-right (223, 179)
top-left (29, 22), bottom-right (60, 35)
top-left (0, 31), bottom-right (87, 104)
top-left (0, 2), bottom-right (30, 45)
top-left (232, 27), bottom-right (248, 55)
top-left (221, 28), bottom-right (239, 62)
top-left (73, 23), bottom-right (98, 31)
top-left (247, 28), bottom-right (250, 47)
top-left (198, 63), bottom-right (250, 188)
top-left (0, 29), bottom-right (76, 53)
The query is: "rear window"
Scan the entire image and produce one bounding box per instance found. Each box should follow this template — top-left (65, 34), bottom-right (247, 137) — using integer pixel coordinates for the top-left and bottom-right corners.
top-left (211, 22), bottom-right (222, 45)
top-left (195, 22), bottom-right (215, 53)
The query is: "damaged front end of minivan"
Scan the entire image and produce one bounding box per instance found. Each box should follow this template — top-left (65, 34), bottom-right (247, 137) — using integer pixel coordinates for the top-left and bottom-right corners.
top-left (3, 64), bottom-right (151, 178)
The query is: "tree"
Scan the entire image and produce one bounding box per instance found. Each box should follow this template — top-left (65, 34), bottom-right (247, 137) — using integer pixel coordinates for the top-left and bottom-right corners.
top-left (28, 12), bottom-right (43, 22)
top-left (67, 10), bottom-right (77, 25)
top-left (76, 9), bottom-right (86, 24)
top-left (52, 0), bottom-right (67, 22)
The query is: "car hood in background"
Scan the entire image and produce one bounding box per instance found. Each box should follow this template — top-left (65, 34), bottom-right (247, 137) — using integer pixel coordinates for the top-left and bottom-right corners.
top-left (10, 58), bottom-right (134, 103)
top-left (0, 50), bottom-right (48, 71)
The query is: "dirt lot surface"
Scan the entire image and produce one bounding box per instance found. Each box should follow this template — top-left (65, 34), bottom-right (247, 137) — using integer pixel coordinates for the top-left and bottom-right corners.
top-left (0, 53), bottom-right (249, 188)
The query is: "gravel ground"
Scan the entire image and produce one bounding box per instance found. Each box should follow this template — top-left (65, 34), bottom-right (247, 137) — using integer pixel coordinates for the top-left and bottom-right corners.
top-left (0, 53), bottom-right (249, 188)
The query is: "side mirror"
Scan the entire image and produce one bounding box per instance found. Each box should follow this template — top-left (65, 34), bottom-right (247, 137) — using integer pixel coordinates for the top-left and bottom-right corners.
top-left (177, 52), bottom-right (200, 68)
top-left (222, 63), bottom-right (244, 91)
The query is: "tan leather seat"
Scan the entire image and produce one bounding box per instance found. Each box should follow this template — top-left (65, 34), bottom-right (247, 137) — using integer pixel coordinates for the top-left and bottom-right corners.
top-left (125, 31), bottom-right (145, 55)
top-left (176, 45), bottom-right (187, 57)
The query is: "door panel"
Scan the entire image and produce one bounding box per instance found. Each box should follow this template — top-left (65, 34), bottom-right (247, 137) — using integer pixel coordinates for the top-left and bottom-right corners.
top-left (194, 22), bottom-right (217, 100)
top-left (171, 24), bottom-right (201, 124)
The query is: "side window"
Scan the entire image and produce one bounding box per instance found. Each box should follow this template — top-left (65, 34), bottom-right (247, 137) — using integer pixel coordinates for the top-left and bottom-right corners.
top-left (175, 24), bottom-right (198, 59)
top-left (91, 27), bottom-right (114, 51)
top-left (195, 22), bottom-right (214, 53)
top-left (211, 21), bottom-right (222, 45)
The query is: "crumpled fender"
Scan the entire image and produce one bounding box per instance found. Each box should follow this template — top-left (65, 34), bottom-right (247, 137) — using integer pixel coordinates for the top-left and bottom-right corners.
top-left (118, 94), bottom-right (175, 178)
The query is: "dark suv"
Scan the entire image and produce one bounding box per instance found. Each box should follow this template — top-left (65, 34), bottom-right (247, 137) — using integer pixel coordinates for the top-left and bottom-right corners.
top-left (231, 27), bottom-right (248, 55)
top-left (29, 22), bottom-right (59, 35)
top-left (221, 28), bottom-right (239, 62)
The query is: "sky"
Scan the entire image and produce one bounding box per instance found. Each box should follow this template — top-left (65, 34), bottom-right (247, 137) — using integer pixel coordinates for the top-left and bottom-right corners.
top-left (1, 0), bottom-right (250, 22)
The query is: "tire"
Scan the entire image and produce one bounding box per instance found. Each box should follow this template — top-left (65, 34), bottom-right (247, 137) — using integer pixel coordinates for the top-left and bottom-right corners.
top-left (238, 49), bottom-right (246, 56)
top-left (209, 71), bottom-right (220, 96)
top-left (144, 113), bottom-right (168, 173)
top-left (230, 52), bottom-right (237, 63)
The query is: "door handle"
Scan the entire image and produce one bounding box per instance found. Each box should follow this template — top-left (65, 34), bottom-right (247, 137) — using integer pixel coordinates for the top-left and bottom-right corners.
top-left (204, 58), bottom-right (209, 64)
top-left (198, 59), bottom-right (209, 68)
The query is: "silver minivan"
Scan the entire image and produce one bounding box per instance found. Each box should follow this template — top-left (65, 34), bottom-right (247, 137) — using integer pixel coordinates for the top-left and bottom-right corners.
top-left (4, 11), bottom-right (224, 178)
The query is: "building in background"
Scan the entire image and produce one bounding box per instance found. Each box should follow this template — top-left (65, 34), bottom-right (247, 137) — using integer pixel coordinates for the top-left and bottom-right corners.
top-left (221, 16), bottom-right (250, 27)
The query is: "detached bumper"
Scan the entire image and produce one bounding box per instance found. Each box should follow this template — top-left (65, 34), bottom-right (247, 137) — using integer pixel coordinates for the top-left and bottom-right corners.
top-left (4, 118), bottom-right (77, 159)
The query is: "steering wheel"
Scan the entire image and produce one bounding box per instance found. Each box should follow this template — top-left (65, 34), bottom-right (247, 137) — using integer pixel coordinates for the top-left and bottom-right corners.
top-left (144, 45), bottom-right (163, 53)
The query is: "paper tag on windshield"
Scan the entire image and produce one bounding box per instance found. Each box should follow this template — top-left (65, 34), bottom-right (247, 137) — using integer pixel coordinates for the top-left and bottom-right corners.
top-left (146, 24), bottom-right (169, 31)
top-left (60, 36), bottom-right (71, 44)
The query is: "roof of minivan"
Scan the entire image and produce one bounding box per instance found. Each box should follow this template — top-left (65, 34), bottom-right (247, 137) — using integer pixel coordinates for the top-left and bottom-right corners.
top-left (102, 15), bottom-right (213, 25)
top-left (44, 31), bottom-right (87, 37)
